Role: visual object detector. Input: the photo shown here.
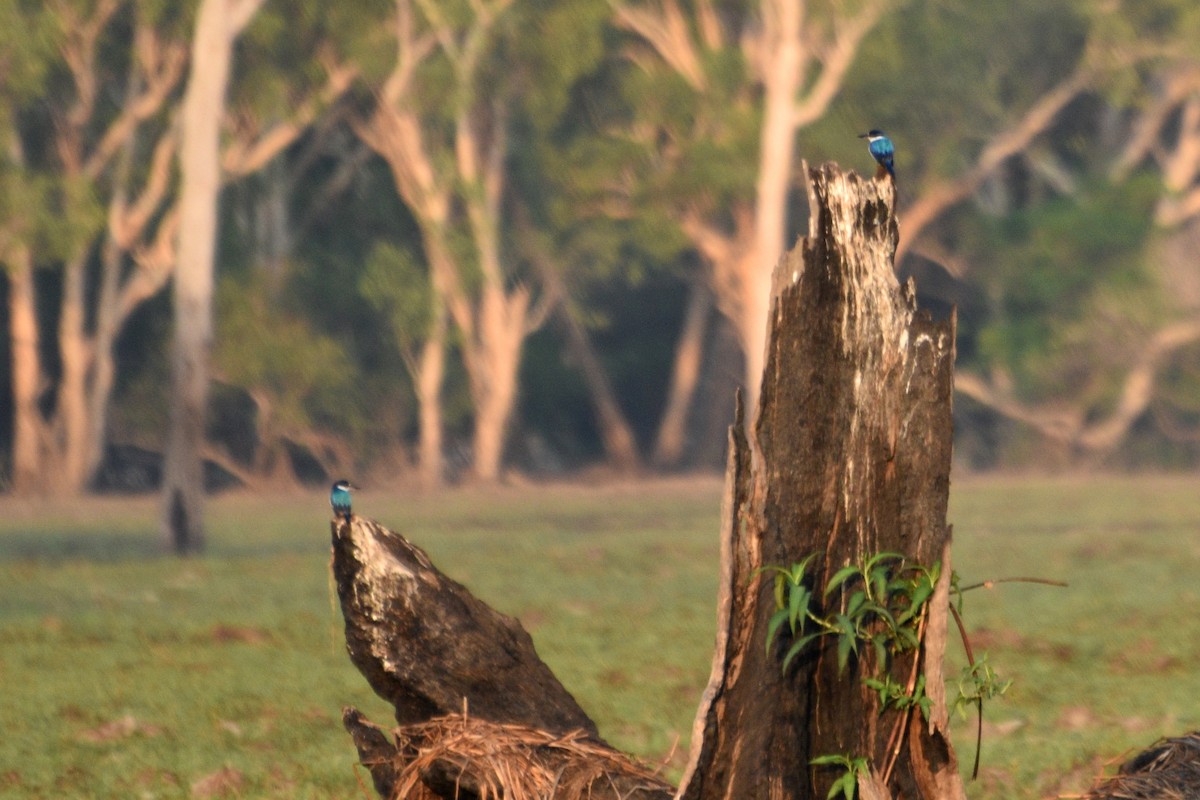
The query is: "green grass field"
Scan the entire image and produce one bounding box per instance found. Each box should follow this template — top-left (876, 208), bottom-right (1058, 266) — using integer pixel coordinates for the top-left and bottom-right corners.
top-left (1, 474), bottom-right (1197, 799)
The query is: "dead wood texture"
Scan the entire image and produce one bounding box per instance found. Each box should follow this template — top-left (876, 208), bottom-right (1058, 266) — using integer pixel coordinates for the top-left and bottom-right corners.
top-left (676, 163), bottom-right (963, 800)
top-left (333, 515), bottom-right (674, 799)
top-left (332, 515), bottom-right (598, 734)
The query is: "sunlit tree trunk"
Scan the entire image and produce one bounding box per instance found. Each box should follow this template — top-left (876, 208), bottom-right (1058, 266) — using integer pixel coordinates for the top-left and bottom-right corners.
top-left (465, 282), bottom-right (529, 482)
top-left (85, 229), bottom-right (125, 482)
top-left (161, 0), bottom-right (264, 554)
top-left (7, 244), bottom-right (48, 493)
top-left (357, 0), bottom-right (543, 485)
top-left (743, 0), bottom-right (804, 407)
top-left (415, 307), bottom-right (446, 491)
top-left (55, 254), bottom-right (94, 494)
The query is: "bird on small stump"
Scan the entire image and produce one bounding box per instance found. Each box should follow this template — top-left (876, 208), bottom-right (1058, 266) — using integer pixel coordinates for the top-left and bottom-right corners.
top-left (330, 480), bottom-right (357, 523)
top-left (859, 129), bottom-right (896, 181)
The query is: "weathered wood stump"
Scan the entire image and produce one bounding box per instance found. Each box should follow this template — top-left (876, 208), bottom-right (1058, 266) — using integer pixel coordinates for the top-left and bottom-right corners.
top-left (333, 162), bottom-right (964, 799)
top-left (333, 514), bottom-right (674, 799)
top-left (675, 163), bottom-right (962, 799)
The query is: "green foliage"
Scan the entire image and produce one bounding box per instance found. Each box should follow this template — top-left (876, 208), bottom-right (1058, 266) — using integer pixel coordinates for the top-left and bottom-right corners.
top-left (952, 654), bottom-right (1012, 719)
top-left (235, 0), bottom-right (392, 113)
top-left (864, 673), bottom-right (932, 721)
top-left (359, 241), bottom-right (434, 362)
top-left (764, 552), bottom-right (940, 675)
top-left (967, 176), bottom-right (1160, 402)
top-left (0, 2), bottom-right (57, 103)
top-left (214, 276), bottom-right (358, 438)
top-left (831, 0), bottom-right (1089, 179)
top-left (810, 753), bottom-right (871, 800)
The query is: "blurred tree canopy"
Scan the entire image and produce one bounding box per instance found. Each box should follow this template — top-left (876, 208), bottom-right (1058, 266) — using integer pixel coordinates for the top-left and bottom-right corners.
top-left (2, 0), bottom-right (1200, 495)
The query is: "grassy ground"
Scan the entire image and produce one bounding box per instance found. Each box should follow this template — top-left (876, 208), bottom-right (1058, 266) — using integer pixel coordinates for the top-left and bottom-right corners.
top-left (0, 474), bottom-right (1197, 799)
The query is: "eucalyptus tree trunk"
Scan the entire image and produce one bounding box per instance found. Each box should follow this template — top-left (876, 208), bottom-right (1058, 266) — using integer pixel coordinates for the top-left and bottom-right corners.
top-left (7, 243), bottom-right (48, 493)
top-left (415, 307), bottom-right (447, 491)
top-left (161, 0), bottom-right (264, 554)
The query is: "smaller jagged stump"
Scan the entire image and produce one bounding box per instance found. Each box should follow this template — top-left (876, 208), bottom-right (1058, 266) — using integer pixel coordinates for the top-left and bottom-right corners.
top-left (332, 515), bottom-right (674, 800)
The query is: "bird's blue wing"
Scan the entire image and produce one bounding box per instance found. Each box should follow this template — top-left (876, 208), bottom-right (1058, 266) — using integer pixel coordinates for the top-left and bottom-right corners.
top-left (869, 137), bottom-right (894, 160)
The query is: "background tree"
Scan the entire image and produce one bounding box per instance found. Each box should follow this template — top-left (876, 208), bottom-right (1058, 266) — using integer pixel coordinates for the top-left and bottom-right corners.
top-left (162, 0), bottom-right (266, 553)
top-left (355, 0), bottom-right (577, 483)
top-left (0, 0), bottom-right (185, 495)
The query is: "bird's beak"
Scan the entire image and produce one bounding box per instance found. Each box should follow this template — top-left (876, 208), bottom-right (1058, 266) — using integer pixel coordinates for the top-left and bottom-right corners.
top-left (858, 132), bottom-right (869, 138)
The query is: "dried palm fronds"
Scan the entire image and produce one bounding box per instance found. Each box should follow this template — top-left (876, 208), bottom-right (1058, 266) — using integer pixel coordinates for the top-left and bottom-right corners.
top-left (1084, 731), bottom-right (1200, 800)
top-left (381, 713), bottom-right (675, 800)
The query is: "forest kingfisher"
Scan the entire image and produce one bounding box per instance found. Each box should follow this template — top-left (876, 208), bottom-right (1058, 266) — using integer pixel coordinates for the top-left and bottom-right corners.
top-left (330, 480), bottom-right (357, 522)
top-left (859, 129), bottom-right (895, 180)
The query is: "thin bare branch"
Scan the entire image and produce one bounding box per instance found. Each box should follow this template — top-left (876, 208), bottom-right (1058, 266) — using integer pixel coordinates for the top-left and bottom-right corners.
top-left (898, 56), bottom-right (1100, 261)
top-left (1077, 316), bottom-right (1200, 451)
top-left (222, 61), bottom-right (359, 176)
top-left (109, 126), bottom-right (178, 249)
top-left (1110, 66), bottom-right (1200, 181)
top-left (954, 372), bottom-right (1080, 444)
top-left (50, 0), bottom-right (122, 173)
top-left (383, 0), bottom-right (438, 105)
top-left (84, 28), bottom-right (187, 180)
top-left (611, 0), bottom-right (707, 90)
top-left (120, 206), bottom-right (180, 326)
top-left (793, 0), bottom-right (889, 128)
top-left (956, 316), bottom-right (1200, 456)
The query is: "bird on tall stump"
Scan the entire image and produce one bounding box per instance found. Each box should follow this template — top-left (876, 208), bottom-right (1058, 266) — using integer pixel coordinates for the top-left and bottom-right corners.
top-left (859, 129), bottom-right (895, 180)
top-left (330, 480), bottom-right (356, 523)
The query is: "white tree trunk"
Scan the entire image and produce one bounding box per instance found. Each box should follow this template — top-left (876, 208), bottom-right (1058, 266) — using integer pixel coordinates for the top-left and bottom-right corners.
top-left (746, 0), bottom-right (803, 411)
top-left (415, 307), bottom-right (447, 491)
top-left (161, 0), bottom-right (263, 553)
top-left (55, 255), bottom-right (94, 494)
top-left (7, 243), bottom-right (48, 493)
top-left (468, 286), bottom-right (529, 483)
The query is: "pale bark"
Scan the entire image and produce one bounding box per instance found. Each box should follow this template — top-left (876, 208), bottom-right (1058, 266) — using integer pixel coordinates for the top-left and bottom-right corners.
top-left (415, 308), bottom-right (447, 491)
top-left (1113, 65), bottom-right (1200, 228)
top-left (161, 0), bottom-right (264, 553)
top-left (55, 255), bottom-right (92, 494)
top-left (357, 0), bottom-right (543, 484)
top-left (2, 5), bottom-right (185, 496)
top-left (7, 244), bottom-right (49, 492)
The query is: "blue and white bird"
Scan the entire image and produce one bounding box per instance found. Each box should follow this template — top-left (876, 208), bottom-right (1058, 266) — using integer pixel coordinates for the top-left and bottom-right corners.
top-left (330, 479), bottom-right (357, 522)
top-left (859, 129), bottom-right (895, 180)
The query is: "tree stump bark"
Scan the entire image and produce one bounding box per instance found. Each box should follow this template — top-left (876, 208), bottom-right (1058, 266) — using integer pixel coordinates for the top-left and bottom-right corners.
top-left (675, 163), bottom-right (962, 799)
top-left (333, 514), bottom-right (674, 799)
top-left (333, 162), bottom-right (962, 799)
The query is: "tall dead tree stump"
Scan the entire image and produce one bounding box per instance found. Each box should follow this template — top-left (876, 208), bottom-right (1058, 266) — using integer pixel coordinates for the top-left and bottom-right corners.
top-left (676, 163), bottom-right (962, 799)
top-left (333, 162), bottom-right (963, 799)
